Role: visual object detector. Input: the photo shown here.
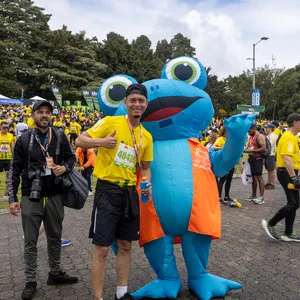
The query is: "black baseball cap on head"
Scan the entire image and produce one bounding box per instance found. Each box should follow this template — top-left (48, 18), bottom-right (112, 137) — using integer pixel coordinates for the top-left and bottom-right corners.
top-left (287, 113), bottom-right (300, 127)
top-left (32, 100), bottom-right (53, 112)
top-left (126, 84), bottom-right (148, 99)
top-left (271, 120), bottom-right (279, 127)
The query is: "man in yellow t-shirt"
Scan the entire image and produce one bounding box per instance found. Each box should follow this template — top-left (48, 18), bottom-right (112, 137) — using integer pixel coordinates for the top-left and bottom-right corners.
top-left (262, 113), bottom-right (300, 242)
top-left (0, 122), bottom-right (14, 196)
top-left (76, 84), bottom-right (153, 300)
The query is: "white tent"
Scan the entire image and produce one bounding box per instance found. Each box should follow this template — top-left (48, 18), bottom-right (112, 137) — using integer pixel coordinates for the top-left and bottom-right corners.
top-left (30, 96), bottom-right (46, 101)
top-left (0, 94), bottom-right (10, 99)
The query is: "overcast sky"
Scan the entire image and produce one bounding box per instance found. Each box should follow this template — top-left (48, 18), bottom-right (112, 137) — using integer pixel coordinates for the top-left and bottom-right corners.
top-left (34, 0), bottom-right (300, 78)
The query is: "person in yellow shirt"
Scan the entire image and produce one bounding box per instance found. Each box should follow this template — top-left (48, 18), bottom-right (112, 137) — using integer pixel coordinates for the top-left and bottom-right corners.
top-left (27, 116), bottom-right (35, 128)
top-left (0, 122), bottom-right (14, 196)
top-left (69, 118), bottom-right (81, 146)
top-left (271, 120), bottom-right (282, 139)
top-left (76, 83), bottom-right (153, 300)
top-left (262, 113), bottom-right (300, 242)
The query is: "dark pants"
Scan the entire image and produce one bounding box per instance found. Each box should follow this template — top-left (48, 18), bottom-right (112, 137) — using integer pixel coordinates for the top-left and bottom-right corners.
top-left (269, 169), bottom-right (299, 234)
top-left (218, 168), bottom-right (235, 198)
top-left (81, 166), bottom-right (93, 192)
top-left (70, 133), bottom-right (78, 145)
top-left (21, 194), bottom-right (64, 282)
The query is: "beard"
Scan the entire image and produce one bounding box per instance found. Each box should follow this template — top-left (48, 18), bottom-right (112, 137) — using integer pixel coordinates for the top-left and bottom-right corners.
top-left (35, 119), bottom-right (49, 128)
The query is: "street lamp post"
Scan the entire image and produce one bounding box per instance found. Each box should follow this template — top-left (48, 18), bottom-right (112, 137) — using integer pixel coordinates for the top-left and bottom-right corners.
top-left (247, 37), bottom-right (269, 90)
top-left (272, 100), bottom-right (276, 120)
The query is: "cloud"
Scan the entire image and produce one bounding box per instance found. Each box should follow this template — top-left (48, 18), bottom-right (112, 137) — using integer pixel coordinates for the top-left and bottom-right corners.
top-left (34, 0), bottom-right (300, 78)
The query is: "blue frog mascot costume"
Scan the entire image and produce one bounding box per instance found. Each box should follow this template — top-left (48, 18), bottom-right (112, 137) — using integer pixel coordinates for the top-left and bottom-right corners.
top-left (97, 56), bottom-right (254, 300)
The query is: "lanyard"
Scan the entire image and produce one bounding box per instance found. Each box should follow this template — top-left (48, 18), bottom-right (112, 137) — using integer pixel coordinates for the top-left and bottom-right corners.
top-left (35, 128), bottom-right (52, 157)
top-left (125, 115), bottom-right (143, 169)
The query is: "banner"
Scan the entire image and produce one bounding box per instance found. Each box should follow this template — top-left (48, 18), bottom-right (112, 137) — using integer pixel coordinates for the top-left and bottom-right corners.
top-left (90, 89), bottom-right (100, 111)
top-left (51, 85), bottom-right (62, 107)
top-left (82, 88), bottom-right (94, 111)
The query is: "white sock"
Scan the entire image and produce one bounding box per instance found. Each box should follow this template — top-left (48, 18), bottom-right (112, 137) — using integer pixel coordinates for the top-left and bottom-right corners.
top-left (116, 286), bottom-right (128, 299)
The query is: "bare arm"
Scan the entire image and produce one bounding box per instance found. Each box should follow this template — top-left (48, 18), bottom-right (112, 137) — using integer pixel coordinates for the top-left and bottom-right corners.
top-left (284, 155), bottom-right (296, 177)
top-left (253, 134), bottom-right (266, 153)
top-left (75, 131), bottom-right (117, 149)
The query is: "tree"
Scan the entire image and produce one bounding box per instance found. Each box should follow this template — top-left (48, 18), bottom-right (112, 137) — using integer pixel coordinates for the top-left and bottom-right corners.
top-left (96, 32), bottom-right (131, 77)
top-left (128, 35), bottom-right (162, 82)
top-left (155, 39), bottom-right (172, 64)
top-left (0, 0), bottom-right (50, 97)
top-left (170, 33), bottom-right (196, 59)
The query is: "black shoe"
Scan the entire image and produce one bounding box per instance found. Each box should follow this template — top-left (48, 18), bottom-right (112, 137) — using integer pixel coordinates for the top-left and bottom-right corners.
top-left (115, 292), bottom-right (134, 300)
top-left (47, 271), bottom-right (78, 285)
top-left (21, 282), bottom-right (37, 300)
top-left (219, 198), bottom-right (228, 206)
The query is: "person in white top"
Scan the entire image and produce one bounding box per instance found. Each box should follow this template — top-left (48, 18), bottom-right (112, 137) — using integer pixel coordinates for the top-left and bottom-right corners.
top-left (264, 123), bottom-right (278, 189)
top-left (15, 118), bottom-right (29, 138)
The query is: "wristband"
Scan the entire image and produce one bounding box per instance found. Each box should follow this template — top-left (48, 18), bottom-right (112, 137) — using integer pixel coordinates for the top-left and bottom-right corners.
top-left (290, 175), bottom-right (297, 182)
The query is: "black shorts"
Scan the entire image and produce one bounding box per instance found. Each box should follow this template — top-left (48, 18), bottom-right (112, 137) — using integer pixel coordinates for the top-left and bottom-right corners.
top-left (89, 180), bottom-right (140, 246)
top-left (265, 156), bottom-right (276, 171)
top-left (248, 156), bottom-right (263, 176)
top-left (0, 160), bottom-right (11, 172)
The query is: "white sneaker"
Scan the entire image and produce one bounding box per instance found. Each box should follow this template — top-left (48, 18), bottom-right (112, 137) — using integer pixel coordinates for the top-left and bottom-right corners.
top-left (253, 196), bottom-right (265, 204)
top-left (88, 191), bottom-right (94, 196)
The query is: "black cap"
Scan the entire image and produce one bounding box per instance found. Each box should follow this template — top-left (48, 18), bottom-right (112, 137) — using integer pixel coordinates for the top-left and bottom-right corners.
top-left (32, 100), bottom-right (53, 112)
top-left (287, 113), bottom-right (300, 127)
top-left (126, 84), bottom-right (148, 99)
top-left (271, 120), bottom-right (279, 127)
top-left (249, 123), bottom-right (257, 129)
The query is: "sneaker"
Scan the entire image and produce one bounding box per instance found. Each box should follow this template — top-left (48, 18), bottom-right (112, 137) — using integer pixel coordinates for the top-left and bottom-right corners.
top-left (281, 231), bottom-right (300, 242)
top-left (47, 271), bottom-right (78, 285)
top-left (262, 220), bottom-right (279, 240)
top-left (115, 293), bottom-right (134, 300)
top-left (88, 191), bottom-right (94, 196)
top-left (219, 198), bottom-right (228, 206)
top-left (244, 195), bottom-right (255, 201)
top-left (21, 282), bottom-right (37, 300)
top-left (61, 239), bottom-right (71, 247)
top-left (253, 196), bottom-right (265, 204)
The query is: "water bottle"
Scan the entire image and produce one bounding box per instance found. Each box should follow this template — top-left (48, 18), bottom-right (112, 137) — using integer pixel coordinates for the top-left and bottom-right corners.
top-left (140, 176), bottom-right (149, 203)
top-left (233, 199), bottom-right (242, 208)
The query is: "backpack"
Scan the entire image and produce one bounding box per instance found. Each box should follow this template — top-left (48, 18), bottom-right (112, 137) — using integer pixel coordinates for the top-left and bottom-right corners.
top-left (256, 134), bottom-right (271, 158)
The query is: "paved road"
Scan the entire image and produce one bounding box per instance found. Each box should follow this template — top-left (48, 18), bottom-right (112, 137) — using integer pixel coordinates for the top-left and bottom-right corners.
top-left (1, 176), bottom-right (300, 300)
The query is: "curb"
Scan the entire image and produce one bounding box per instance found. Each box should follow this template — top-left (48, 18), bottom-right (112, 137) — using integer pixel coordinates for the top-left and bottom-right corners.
top-left (0, 209), bottom-right (9, 215)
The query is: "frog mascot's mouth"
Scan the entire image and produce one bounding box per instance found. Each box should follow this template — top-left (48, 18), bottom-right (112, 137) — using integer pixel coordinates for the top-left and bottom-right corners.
top-left (141, 96), bottom-right (203, 122)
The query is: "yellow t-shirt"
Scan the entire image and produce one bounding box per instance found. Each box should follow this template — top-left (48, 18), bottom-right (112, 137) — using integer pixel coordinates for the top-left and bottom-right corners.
top-left (214, 136), bottom-right (226, 148)
top-left (87, 116), bottom-right (153, 186)
top-left (53, 121), bottom-right (63, 128)
top-left (27, 117), bottom-right (35, 128)
top-left (0, 132), bottom-right (14, 160)
top-left (276, 130), bottom-right (300, 170)
top-left (69, 122), bottom-right (81, 135)
top-left (274, 128), bottom-right (282, 138)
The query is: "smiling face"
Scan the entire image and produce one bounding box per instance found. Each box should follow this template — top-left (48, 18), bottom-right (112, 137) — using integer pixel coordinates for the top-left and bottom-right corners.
top-left (138, 79), bottom-right (214, 141)
top-left (124, 94), bottom-right (148, 119)
top-left (32, 105), bottom-right (52, 129)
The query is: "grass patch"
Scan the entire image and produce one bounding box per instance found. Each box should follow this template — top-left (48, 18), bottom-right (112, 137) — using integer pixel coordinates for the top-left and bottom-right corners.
top-left (0, 201), bottom-right (9, 209)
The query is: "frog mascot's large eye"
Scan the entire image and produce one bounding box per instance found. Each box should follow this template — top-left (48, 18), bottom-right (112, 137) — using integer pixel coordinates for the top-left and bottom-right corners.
top-left (161, 56), bottom-right (207, 90)
top-left (98, 75), bottom-right (138, 116)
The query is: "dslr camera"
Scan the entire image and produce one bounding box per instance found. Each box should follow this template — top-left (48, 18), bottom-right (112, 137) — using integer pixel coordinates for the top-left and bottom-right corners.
top-left (28, 169), bottom-right (45, 201)
top-left (54, 175), bottom-right (73, 189)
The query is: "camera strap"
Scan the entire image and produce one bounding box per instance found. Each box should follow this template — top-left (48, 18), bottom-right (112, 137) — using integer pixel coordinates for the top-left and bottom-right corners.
top-left (35, 128), bottom-right (52, 157)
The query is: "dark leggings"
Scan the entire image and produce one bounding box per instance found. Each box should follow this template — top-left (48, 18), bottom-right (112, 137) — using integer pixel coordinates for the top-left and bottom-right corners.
top-left (218, 168), bottom-right (235, 199)
top-left (269, 169), bottom-right (299, 234)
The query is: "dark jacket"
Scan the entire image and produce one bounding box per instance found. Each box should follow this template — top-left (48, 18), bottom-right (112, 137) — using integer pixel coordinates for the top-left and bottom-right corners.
top-left (8, 128), bottom-right (76, 203)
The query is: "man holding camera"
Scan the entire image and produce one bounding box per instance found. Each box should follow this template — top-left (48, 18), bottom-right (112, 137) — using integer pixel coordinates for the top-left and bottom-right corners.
top-left (8, 100), bottom-right (78, 300)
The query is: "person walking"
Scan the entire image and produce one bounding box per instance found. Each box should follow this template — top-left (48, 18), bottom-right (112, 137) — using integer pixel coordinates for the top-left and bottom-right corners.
top-left (75, 146), bottom-right (96, 195)
top-left (264, 123), bottom-right (278, 189)
top-left (8, 100), bottom-right (78, 300)
top-left (244, 124), bottom-right (266, 204)
top-left (262, 113), bottom-right (300, 242)
top-left (75, 84), bottom-right (153, 300)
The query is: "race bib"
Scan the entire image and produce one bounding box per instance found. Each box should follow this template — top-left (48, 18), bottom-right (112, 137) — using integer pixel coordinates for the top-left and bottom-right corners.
top-left (114, 143), bottom-right (136, 170)
top-left (0, 144), bottom-right (9, 153)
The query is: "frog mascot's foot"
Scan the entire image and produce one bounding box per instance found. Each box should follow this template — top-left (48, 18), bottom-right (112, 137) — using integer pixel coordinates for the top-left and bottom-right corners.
top-left (132, 236), bottom-right (182, 299)
top-left (182, 232), bottom-right (242, 300)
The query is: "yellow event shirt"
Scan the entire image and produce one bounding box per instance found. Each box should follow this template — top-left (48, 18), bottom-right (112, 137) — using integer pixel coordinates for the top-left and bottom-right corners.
top-left (0, 132), bottom-right (14, 160)
top-left (87, 116), bottom-right (153, 186)
top-left (276, 130), bottom-right (300, 170)
top-left (69, 122), bottom-right (81, 135)
top-left (214, 136), bottom-right (226, 148)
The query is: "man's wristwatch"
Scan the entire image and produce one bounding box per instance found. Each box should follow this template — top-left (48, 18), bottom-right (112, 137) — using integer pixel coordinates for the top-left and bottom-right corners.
top-left (64, 164), bottom-right (71, 173)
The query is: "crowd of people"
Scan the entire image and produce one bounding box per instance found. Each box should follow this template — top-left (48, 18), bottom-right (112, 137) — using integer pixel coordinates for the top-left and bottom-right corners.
top-left (3, 95), bottom-right (300, 300)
